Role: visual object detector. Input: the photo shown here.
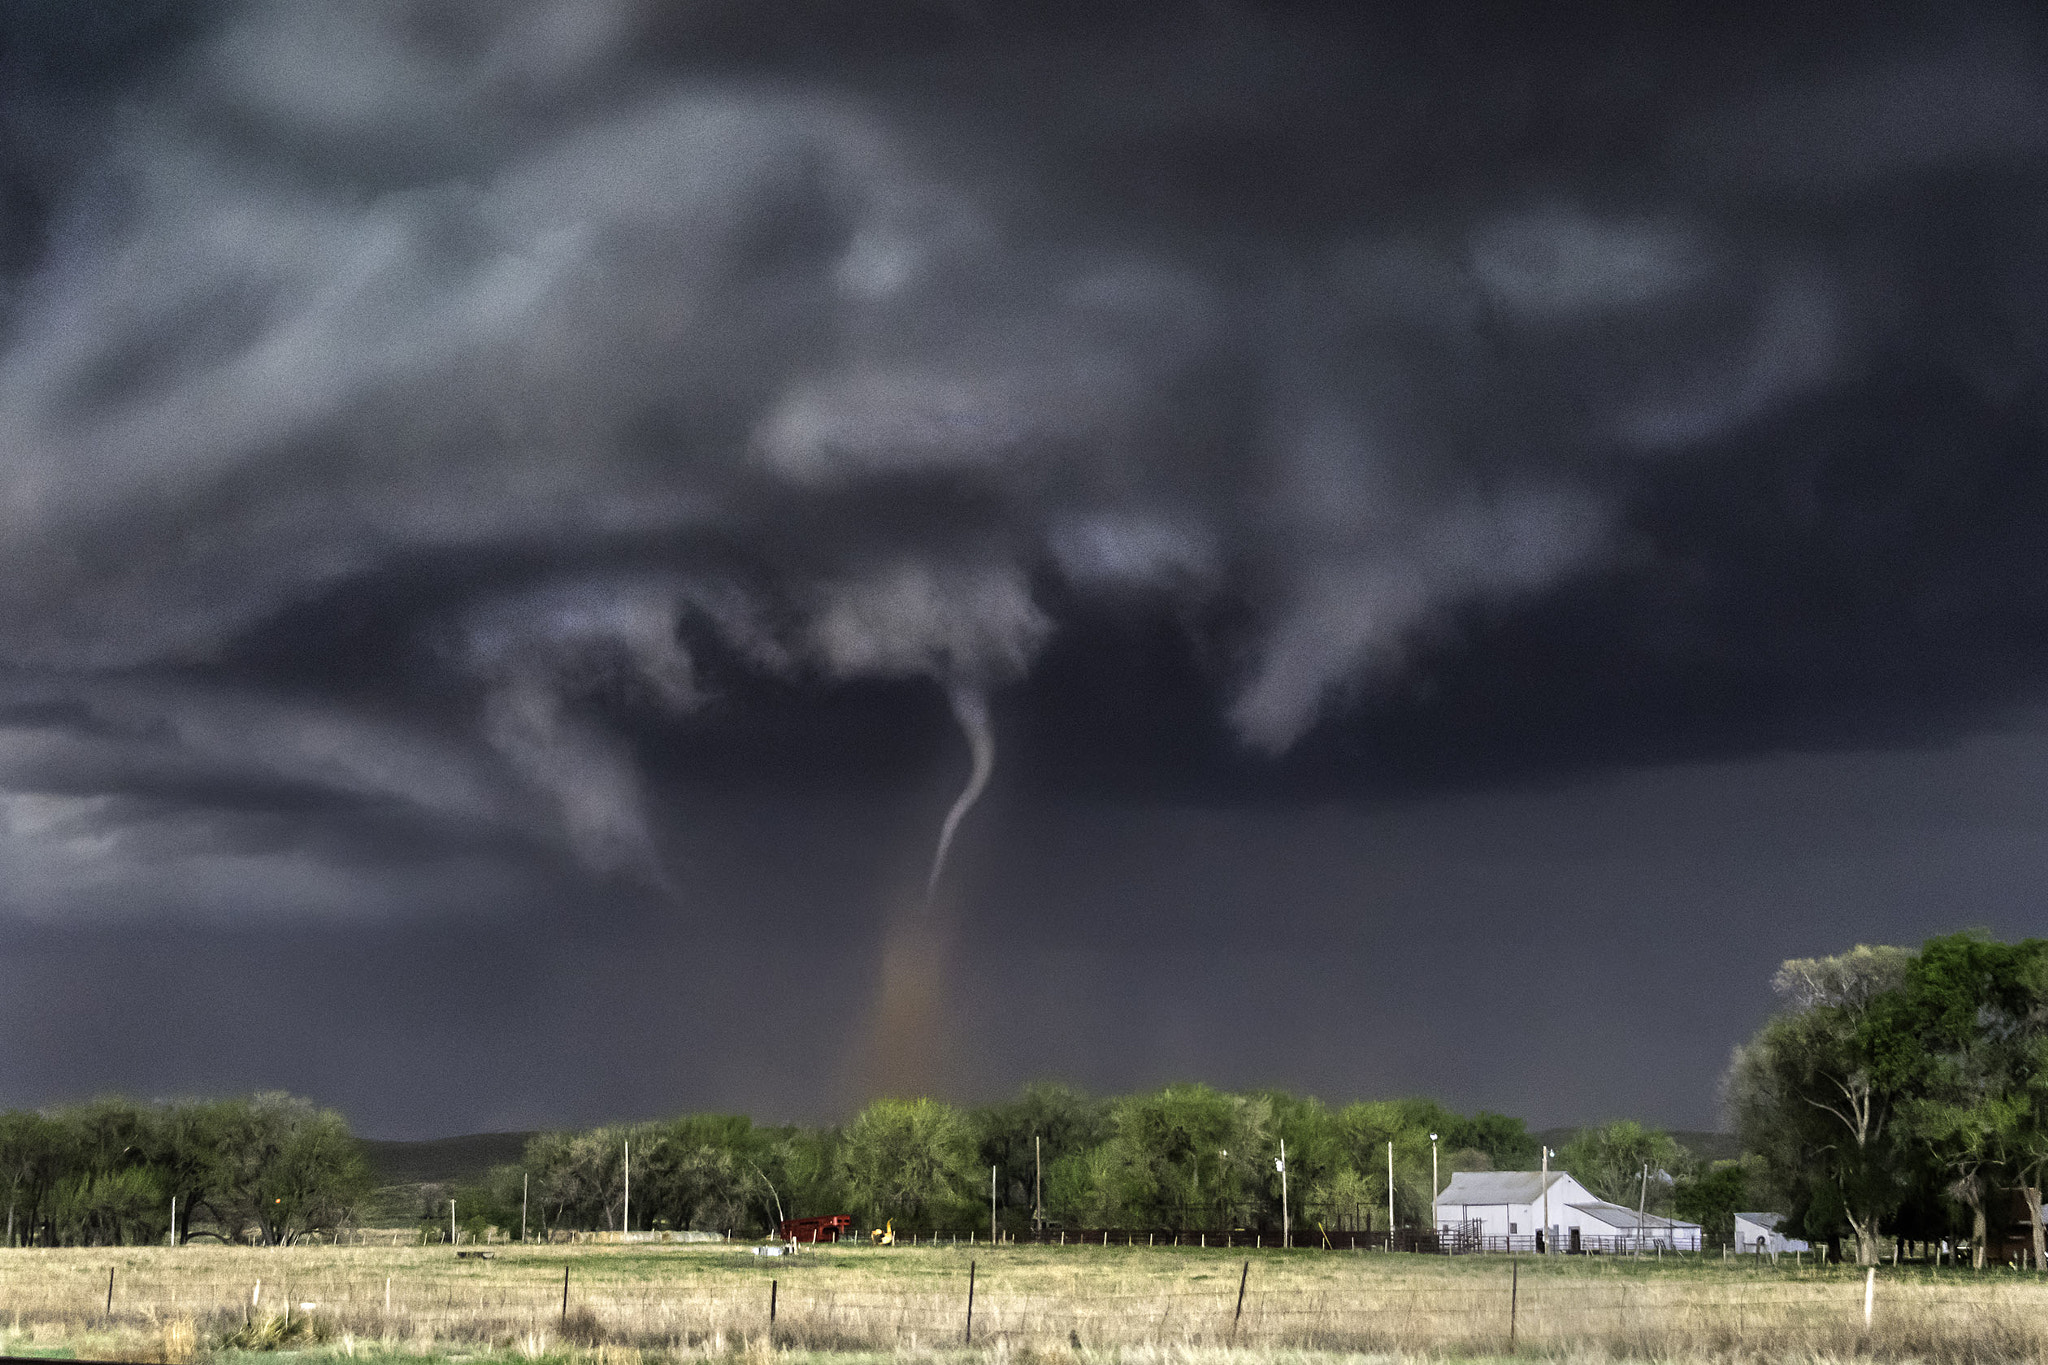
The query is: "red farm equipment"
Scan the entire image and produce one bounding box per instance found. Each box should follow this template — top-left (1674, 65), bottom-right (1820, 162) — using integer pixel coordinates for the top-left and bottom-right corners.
top-left (780, 1215), bottom-right (854, 1243)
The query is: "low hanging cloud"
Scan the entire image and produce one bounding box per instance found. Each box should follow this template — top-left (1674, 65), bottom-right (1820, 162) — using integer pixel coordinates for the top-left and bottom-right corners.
top-left (0, 0), bottom-right (2043, 917)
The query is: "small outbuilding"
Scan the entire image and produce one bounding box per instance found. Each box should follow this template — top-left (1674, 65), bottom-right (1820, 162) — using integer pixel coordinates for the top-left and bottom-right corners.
top-left (1566, 1199), bottom-right (1702, 1251)
top-left (1733, 1212), bottom-right (1809, 1255)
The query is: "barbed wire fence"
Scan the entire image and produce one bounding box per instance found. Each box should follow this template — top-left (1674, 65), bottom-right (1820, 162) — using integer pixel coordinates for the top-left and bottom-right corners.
top-left (5, 1255), bottom-right (2048, 1358)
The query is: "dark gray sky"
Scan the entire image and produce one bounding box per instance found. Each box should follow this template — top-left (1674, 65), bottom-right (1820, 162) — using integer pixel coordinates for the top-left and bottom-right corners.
top-left (3, 0), bottom-right (2048, 1137)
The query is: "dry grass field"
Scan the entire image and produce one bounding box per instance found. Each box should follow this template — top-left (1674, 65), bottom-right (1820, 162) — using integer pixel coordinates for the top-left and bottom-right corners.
top-left (2, 1241), bottom-right (2044, 1364)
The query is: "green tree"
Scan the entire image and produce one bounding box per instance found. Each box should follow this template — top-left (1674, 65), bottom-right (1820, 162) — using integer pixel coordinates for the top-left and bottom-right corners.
top-left (836, 1099), bottom-right (978, 1229)
top-left (971, 1083), bottom-right (1109, 1228)
top-left (1330, 1100), bottom-right (1435, 1228)
top-left (206, 1093), bottom-right (371, 1245)
top-left (1440, 1112), bottom-right (1539, 1170)
top-left (1673, 1161), bottom-right (1748, 1241)
top-left (1996, 944), bottom-right (2048, 1266)
top-left (152, 1100), bottom-right (239, 1246)
top-left (449, 1163), bottom-right (533, 1242)
top-left (47, 1166), bottom-right (166, 1247)
top-left (1730, 944), bottom-right (1919, 1265)
top-left (633, 1116), bottom-right (773, 1235)
top-left (1897, 933), bottom-right (2048, 1266)
top-left (0, 1110), bottom-right (61, 1246)
top-left (1263, 1092), bottom-right (1352, 1234)
top-left (1103, 1084), bottom-right (1270, 1227)
top-left (767, 1124), bottom-right (845, 1222)
top-left (525, 1129), bottom-right (619, 1234)
top-left (1043, 1145), bottom-right (1121, 1228)
top-left (1556, 1121), bottom-right (1692, 1212)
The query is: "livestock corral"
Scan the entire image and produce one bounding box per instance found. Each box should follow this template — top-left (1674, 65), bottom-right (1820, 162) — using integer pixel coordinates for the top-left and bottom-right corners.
top-left (2, 1241), bottom-right (2046, 1365)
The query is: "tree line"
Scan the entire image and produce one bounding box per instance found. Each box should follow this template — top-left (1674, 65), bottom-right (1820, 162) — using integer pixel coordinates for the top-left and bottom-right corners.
top-left (0, 1092), bottom-right (372, 1247)
top-left (459, 1088), bottom-right (1706, 1242)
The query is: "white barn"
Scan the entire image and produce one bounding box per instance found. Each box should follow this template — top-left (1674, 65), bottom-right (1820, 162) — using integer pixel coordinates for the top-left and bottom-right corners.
top-left (1734, 1212), bottom-right (1809, 1254)
top-left (1436, 1171), bottom-right (1703, 1252)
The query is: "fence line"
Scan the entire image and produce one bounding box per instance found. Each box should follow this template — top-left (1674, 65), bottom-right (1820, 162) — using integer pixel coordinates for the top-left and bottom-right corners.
top-left (6, 1253), bottom-right (2048, 1357)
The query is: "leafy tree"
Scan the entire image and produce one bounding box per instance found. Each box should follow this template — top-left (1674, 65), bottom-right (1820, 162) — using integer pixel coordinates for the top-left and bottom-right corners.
top-left (1897, 933), bottom-right (2048, 1266)
top-left (767, 1124), bottom-right (845, 1222)
top-left (525, 1128), bottom-right (626, 1233)
top-left (1673, 1160), bottom-right (1748, 1241)
top-left (1044, 1145), bottom-right (1122, 1228)
top-left (1103, 1084), bottom-right (1271, 1227)
top-left (1557, 1121), bottom-right (1692, 1213)
top-left (1329, 1100), bottom-right (1435, 1228)
top-left (836, 1099), bottom-right (977, 1229)
top-left (632, 1116), bottom-right (773, 1234)
top-left (448, 1163), bottom-right (533, 1242)
top-left (1440, 1112), bottom-right (1539, 1170)
top-left (1730, 944), bottom-right (1918, 1265)
top-left (1304, 1167), bottom-right (1379, 1231)
top-left (152, 1101), bottom-right (239, 1245)
top-left (1264, 1092), bottom-right (1345, 1230)
top-left (1995, 944), bottom-right (2048, 1265)
top-left (203, 1093), bottom-right (371, 1245)
top-left (0, 1093), bottom-right (368, 1247)
top-left (971, 1083), bottom-right (1109, 1226)
top-left (47, 1167), bottom-right (166, 1246)
top-left (0, 1110), bottom-right (60, 1246)
top-left (1897, 940), bottom-right (2008, 1266)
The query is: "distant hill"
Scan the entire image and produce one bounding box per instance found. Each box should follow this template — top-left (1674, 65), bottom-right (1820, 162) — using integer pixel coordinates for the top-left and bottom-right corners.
top-left (356, 1132), bottom-right (538, 1229)
top-left (362, 1132), bottom-right (537, 1188)
top-left (1535, 1128), bottom-right (1742, 1165)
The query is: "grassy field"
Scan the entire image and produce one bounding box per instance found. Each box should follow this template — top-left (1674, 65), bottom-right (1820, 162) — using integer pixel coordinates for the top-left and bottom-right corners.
top-left (2, 1241), bottom-right (2044, 1364)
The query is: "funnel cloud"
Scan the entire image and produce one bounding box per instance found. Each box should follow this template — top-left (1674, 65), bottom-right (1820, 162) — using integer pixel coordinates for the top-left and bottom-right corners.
top-left (927, 684), bottom-right (996, 896)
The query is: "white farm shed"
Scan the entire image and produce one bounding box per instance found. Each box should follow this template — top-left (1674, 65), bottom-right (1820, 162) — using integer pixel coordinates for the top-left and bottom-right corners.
top-left (1435, 1171), bottom-right (1702, 1251)
top-left (1567, 1199), bottom-right (1703, 1251)
top-left (1734, 1212), bottom-right (1809, 1254)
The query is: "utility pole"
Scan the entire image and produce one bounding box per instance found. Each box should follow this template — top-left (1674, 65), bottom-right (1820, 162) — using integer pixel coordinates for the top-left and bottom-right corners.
top-left (1276, 1140), bottom-right (1289, 1248)
top-left (1034, 1136), bottom-right (1043, 1230)
top-left (1429, 1134), bottom-right (1439, 1240)
top-left (450, 1198), bottom-right (457, 1247)
top-left (522, 1174), bottom-right (529, 1244)
top-left (169, 1196), bottom-right (176, 1248)
top-left (991, 1166), bottom-right (998, 1243)
top-left (1636, 1163), bottom-right (1649, 1256)
top-left (1540, 1147), bottom-right (1551, 1256)
top-left (623, 1139), bottom-right (631, 1236)
top-left (1388, 1141), bottom-right (1397, 1244)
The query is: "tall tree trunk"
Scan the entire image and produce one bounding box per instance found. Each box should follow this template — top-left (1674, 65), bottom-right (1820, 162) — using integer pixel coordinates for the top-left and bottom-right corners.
top-left (1973, 1200), bottom-right (1988, 1269)
top-left (1847, 1211), bottom-right (1882, 1266)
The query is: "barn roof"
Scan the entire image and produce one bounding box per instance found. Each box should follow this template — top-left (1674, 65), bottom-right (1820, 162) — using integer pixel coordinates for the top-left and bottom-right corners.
top-left (1567, 1200), bottom-right (1700, 1231)
top-left (1436, 1170), bottom-right (1570, 1204)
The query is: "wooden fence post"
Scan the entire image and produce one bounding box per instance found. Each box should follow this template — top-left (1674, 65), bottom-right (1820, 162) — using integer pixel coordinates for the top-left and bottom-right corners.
top-left (964, 1260), bottom-right (976, 1344)
top-left (561, 1266), bottom-right (569, 1325)
top-left (1509, 1255), bottom-right (1518, 1353)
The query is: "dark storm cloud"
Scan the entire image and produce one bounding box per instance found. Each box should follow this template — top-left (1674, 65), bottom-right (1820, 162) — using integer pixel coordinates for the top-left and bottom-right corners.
top-left (1, 0), bottom-right (2046, 921)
